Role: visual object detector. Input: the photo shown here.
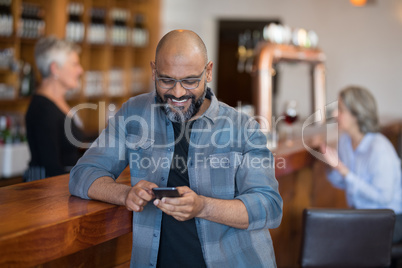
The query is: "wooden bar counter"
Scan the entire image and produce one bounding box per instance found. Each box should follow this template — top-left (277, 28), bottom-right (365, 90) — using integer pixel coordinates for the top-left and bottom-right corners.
top-left (0, 170), bottom-right (133, 268)
top-left (0, 119), bottom-right (400, 268)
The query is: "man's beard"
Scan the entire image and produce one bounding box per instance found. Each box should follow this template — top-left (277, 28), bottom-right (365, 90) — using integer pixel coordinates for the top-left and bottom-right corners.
top-left (156, 83), bottom-right (207, 123)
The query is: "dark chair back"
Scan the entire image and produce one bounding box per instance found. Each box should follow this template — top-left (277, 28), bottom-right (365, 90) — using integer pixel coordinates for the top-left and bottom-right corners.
top-left (300, 208), bottom-right (395, 268)
top-left (391, 242), bottom-right (402, 267)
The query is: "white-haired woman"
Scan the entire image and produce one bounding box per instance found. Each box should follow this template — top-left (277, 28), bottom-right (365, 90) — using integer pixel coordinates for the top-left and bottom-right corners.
top-left (320, 85), bottom-right (402, 243)
top-left (25, 36), bottom-right (85, 181)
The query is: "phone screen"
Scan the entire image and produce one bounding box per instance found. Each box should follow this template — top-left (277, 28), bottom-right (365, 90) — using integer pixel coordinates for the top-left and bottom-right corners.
top-left (152, 187), bottom-right (181, 199)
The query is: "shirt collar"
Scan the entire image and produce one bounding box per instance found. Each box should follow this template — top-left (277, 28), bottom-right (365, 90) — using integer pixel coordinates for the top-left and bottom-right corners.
top-left (199, 87), bottom-right (219, 124)
top-left (355, 133), bottom-right (374, 153)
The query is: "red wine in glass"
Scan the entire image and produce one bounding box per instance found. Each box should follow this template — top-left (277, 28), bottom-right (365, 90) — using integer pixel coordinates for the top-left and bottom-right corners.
top-left (284, 113), bottom-right (298, 124)
top-left (284, 100), bottom-right (298, 125)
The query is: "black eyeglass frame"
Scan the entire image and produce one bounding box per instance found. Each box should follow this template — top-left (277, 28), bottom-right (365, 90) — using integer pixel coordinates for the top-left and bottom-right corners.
top-left (155, 64), bottom-right (208, 90)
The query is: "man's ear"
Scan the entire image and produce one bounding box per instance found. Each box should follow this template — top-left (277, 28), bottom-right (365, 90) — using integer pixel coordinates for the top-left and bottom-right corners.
top-left (150, 61), bottom-right (156, 81)
top-left (206, 61), bottom-right (213, 83)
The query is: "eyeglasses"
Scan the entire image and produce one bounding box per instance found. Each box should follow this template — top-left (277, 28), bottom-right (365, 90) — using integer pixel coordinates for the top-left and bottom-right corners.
top-left (155, 65), bottom-right (207, 90)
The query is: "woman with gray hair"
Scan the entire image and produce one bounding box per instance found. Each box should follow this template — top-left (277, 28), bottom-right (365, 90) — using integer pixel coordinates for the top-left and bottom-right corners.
top-left (320, 85), bottom-right (402, 243)
top-left (25, 36), bottom-right (86, 181)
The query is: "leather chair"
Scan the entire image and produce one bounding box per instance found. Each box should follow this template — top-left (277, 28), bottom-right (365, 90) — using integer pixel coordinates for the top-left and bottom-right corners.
top-left (300, 208), bottom-right (395, 268)
top-left (391, 214), bottom-right (402, 267)
top-left (391, 243), bottom-right (402, 267)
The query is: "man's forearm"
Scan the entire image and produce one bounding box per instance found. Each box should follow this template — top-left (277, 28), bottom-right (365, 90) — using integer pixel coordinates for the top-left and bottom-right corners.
top-left (198, 197), bottom-right (249, 229)
top-left (88, 176), bottom-right (131, 206)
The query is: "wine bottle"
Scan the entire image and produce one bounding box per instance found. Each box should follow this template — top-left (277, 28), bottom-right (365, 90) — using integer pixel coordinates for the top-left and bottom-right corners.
top-left (20, 63), bottom-right (34, 97)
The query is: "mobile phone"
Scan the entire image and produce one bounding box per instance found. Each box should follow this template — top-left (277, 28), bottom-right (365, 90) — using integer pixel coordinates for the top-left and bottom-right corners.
top-left (152, 187), bottom-right (181, 199)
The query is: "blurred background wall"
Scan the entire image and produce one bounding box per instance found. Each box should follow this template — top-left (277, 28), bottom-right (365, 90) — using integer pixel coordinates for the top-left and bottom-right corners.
top-left (161, 0), bottom-right (402, 118)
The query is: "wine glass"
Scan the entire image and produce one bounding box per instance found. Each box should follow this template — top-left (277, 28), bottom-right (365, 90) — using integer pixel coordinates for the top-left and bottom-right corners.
top-left (283, 100), bottom-right (298, 146)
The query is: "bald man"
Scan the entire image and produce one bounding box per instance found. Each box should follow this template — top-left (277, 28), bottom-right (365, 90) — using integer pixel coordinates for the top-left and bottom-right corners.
top-left (70, 30), bottom-right (283, 268)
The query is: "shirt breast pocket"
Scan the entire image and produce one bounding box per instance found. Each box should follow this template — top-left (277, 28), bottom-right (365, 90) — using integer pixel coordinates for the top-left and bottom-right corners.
top-left (126, 134), bottom-right (155, 178)
top-left (209, 152), bottom-right (243, 199)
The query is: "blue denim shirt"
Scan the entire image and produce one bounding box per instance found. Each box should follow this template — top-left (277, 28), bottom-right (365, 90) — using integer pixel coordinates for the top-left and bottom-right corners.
top-left (69, 89), bottom-right (283, 268)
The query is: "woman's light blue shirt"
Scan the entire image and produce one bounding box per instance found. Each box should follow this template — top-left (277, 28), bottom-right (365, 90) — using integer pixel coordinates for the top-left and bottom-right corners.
top-left (328, 132), bottom-right (402, 214)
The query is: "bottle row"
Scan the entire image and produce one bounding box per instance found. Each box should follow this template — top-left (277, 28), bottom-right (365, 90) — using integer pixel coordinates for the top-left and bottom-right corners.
top-left (0, 48), bottom-right (18, 70)
top-left (67, 68), bottom-right (147, 99)
top-left (0, 1), bottom-right (150, 47)
top-left (0, 113), bottom-right (26, 145)
top-left (66, 2), bottom-right (148, 46)
top-left (67, 20), bottom-right (148, 46)
top-left (0, 112), bottom-right (30, 178)
top-left (0, 58), bottom-right (36, 100)
top-left (0, 84), bottom-right (15, 99)
top-left (0, 2), bottom-right (45, 38)
top-left (19, 2), bottom-right (46, 39)
top-left (0, 13), bottom-right (12, 37)
top-left (69, 22), bottom-right (148, 46)
top-left (0, 0), bottom-right (12, 37)
top-left (0, 65), bottom-right (147, 101)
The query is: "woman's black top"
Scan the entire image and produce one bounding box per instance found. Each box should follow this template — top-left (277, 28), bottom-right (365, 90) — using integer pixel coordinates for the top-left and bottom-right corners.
top-left (25, 94), bottom-right (86, 178)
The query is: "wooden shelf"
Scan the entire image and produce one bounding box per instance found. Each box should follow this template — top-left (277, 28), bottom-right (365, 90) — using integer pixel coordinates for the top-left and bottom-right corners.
top-left (0, 0), bottom-right (161, 132)
top-left (0, 36), bottom-right (18, 45)
top-left (112, 44), bottom-right (132, 51)
top-left (0, 69), bottom-right (16, 75)
top-left (0, 96), bottom-right (31, 103)
top-left (20, 38), bottom-right (41, 45)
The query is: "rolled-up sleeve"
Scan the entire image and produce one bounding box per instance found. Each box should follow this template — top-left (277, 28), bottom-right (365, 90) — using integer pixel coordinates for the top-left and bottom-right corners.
top-left (235, 120), bottom-right (283, 230)
top-left (69, 103), bottom-right (129, 199)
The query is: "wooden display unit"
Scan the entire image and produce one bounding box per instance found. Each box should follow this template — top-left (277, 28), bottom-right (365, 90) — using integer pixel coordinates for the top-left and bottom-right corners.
top-left (0, 0), bottom-right (160, 133)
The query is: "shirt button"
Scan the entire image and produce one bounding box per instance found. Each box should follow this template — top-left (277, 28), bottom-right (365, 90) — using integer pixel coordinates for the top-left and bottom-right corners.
top-left (153, 233), bottom-right (158, 237)
top-left (161, 177), bottom-right (165, 181)
top-left (168, 148), bottom-right (171, 151)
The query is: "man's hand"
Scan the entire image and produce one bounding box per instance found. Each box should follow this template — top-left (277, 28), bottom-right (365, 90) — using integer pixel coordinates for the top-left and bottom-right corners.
top-left (126, 180), bottom-right (158, 212)
top-left (153, 186), bottom-right (206, 221)
top-left (153, 186), bottom-right (249, 229)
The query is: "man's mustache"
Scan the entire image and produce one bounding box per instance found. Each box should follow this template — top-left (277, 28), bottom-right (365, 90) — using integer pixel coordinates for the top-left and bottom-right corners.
top-left (164, 94), bottom-right (195, 101)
